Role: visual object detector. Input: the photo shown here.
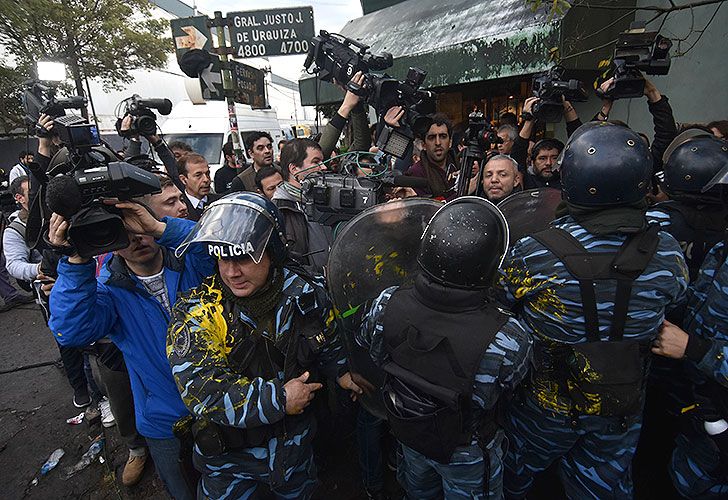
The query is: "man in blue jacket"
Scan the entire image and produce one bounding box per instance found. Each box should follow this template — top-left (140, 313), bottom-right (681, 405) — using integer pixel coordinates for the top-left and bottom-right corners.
top-left (48, 200), bottom-right (214, 500)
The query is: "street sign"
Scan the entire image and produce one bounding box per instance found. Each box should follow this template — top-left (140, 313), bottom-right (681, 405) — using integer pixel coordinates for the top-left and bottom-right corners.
top-left (170, 16), bottom-right (224, 100)
top-left (231, 61), bottom-right (267, 109)
top-left (171, 16), bottom-right (211, 56)
top-left (229, 7), bottom-right (315, 58)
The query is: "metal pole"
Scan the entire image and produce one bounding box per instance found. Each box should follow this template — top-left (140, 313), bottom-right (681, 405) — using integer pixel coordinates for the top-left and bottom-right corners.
top-left (212, 11), bottom-right (245, 170)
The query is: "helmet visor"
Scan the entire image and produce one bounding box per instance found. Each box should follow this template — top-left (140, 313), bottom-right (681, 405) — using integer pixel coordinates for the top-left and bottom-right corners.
top-left (703, 164), bottom-right (728, 193)
top-left (175, 199), bottom-right (275, 263)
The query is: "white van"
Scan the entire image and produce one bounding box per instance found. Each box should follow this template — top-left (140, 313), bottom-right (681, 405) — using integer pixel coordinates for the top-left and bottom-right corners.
top-left (161, 99), bottom-right (286, 179)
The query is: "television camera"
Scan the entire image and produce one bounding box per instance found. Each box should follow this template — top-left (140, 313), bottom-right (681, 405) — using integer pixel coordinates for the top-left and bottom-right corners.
top-left (455, 110), bottom-right (505, 197)
top-left (304, 31), bottom-right (436, 158)
top-left (526, 66), bottom-right (587, 123)
top-left (598, 22), bottom-right (673, 100)
top-left (115, 94), bottom-right (173, 138)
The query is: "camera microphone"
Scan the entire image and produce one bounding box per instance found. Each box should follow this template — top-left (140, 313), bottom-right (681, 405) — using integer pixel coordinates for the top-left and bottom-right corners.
top-left (46, 175), bottom-right (82, 218)
top-left (391, 175), bottom-right (429, 189)
top-left (137, 98), bottom-right (172, 115)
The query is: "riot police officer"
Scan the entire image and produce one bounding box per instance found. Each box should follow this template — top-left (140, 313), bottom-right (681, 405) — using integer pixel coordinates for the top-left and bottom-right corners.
top-left (651, 163), bottom-right (728, 497)
top-left (648, 131), bottom-right (728, 281)
top-left (498, 122), bottom-right (689, 498)
top-left (638, 132), bottom-right (728, 495)
top-left (357, 197), bottom-right (533, 499)
top-left (166, 192), bottom-right (360, 499)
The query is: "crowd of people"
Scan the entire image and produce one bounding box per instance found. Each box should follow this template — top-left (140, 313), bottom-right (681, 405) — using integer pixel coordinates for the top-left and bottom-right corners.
top-left (1, 68), bottom-right (728, 500)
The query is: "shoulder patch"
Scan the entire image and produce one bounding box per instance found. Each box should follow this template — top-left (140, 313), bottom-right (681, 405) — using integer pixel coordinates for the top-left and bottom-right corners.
top-left (172, 323), bottom-right (192, 358)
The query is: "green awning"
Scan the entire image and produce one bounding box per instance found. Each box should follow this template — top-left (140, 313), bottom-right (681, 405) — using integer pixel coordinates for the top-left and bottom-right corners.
top-left (300, 0), bottom-right (561, 105)
top-left (299, 0), bottom-right (636, 106)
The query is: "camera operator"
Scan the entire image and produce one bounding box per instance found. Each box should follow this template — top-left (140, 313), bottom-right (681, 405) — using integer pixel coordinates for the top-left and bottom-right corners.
top-left (229, 132), bottom-right (276, 193)
top-left (496, 125), bottom-right (518, 156)
top-left (272, 138), bottom-right (331, 272)
top-left (3, 175), bottom-right (101, 409)
top-left (403, 113), bottom-right (458, 200)
top-left (120, 115), bottom-right (185, 194)
top-left (510, 98), bottom-right (566, 190)
top-left (48, 199), bottom-right (215, 499)
top-left (318, 72), bottom-right (372, 162)
top-left (551, 76), bottom-right (678, 173)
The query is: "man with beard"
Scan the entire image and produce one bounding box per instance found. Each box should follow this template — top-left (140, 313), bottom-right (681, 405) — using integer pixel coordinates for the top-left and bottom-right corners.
top-left (230, 132), bottom-right (276, 193)
top-left (405, 114), bottom-right (458, 200)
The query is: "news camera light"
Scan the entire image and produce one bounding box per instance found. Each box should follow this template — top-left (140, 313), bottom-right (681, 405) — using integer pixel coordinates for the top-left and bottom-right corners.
top-left (37, 61), bottom-right (67, 82)
top-left (378, 126), bottom-right (412, 159)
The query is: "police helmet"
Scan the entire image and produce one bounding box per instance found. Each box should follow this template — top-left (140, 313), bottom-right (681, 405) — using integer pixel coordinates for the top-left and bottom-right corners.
top-left (417, 196), bottom-right (509, 289)
top-left (662, 132), bottom-right (728, 204)
top-left (559, 121), bottom-right (652, 206)
top-left (175, 192), bottom-right (287, 264)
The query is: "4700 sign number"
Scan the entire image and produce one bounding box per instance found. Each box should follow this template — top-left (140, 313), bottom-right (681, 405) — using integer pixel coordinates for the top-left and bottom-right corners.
top-left (237, 40), bottom-right (309, 58)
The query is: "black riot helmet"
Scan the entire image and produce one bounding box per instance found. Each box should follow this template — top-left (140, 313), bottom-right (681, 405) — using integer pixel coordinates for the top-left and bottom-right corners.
top-left (662, 131), bottom-right (728, 204)
top-left (417, 196), bottom-right (509, 289)
top-left (559, 121), bottom-right (652, 206)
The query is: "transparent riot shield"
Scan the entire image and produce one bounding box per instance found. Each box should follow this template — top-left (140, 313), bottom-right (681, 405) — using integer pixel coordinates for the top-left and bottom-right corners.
top-left (497, 187), bottom-right (562, 245)
top-left (326, 198), bottom-right (443, 417)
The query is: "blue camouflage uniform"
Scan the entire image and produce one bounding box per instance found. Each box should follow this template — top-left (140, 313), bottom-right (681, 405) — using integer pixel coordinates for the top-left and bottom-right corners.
top-left (166, 268), bottom-right (348, 500)
top-left (669, 241), bottom-right (728, 498)
top-left (357, 286), bottom-right (533, 499)
top-left (497, 215), bottom-right (688, 499)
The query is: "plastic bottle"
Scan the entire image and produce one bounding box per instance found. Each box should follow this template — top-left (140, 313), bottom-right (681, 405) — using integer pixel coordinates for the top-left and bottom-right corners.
top-left (40, 448), bottom-right (65, 475)
top-left (62, 438), bottom-right (105, 478)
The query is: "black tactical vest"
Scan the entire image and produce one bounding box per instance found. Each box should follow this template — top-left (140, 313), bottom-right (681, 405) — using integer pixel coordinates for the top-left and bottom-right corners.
top-left (656, 201), bottom-right (728, 282)
top-left (380, 275), bottom-right (508, 463)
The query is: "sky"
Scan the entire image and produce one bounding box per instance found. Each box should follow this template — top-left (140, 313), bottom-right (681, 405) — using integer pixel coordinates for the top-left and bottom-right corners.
top-left (193, 0), bottom-right (363, 82)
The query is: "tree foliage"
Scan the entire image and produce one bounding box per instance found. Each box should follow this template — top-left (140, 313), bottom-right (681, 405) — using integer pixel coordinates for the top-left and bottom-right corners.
top-left (0, 0), bottom-right (171, 133)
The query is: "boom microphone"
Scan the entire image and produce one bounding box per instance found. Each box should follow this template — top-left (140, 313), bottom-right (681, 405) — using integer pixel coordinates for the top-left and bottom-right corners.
top-left (46, 175), bottom-right (82, 218)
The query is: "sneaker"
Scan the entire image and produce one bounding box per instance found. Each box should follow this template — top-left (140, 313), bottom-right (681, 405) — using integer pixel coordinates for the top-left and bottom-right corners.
top-left (73, 390), bottom-right (91, 408)
top-left (99, 398), bottom-right (115, 428)
top-left (122, 453), bottom-right (147, 487)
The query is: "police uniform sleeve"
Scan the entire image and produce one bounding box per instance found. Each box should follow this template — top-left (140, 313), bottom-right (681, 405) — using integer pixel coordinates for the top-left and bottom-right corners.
top-left (312, 291), bottom-right (349, 380)
top-left (356, 286), bottom-right (397, 367)
top-left (495, 239), bottom-right (531, 308)
top-left (685, 335), bottom-right (728, 388)
top-left (167, 294), bottom-right (286, 429)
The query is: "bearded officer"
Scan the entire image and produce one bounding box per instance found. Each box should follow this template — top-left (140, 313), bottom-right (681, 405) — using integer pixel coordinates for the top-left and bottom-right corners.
top-left (357, 196), bottom-right (533, 499)
top-left (498, 122), bottom-right (688, 498)
top-left (166, 192), bottom-right (361, 499)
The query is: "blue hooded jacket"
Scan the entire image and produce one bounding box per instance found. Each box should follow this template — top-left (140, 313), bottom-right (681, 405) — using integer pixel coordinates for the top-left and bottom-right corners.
top-left (49, 217), bottom-right (214, 439)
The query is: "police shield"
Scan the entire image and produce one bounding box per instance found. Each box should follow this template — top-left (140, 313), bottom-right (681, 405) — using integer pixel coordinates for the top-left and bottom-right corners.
top-left (497, 188), bottom-right (562, 245)
top-left (327, 198), bottom-right (443, 417)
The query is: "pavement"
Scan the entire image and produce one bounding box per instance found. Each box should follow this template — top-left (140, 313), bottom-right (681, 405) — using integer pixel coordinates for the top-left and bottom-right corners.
top-left (0, 300), bottom-right (391, 500)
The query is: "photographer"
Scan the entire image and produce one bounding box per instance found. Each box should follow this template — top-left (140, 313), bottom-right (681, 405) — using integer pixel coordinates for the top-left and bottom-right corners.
top-left (48, 201), bottom-right (214, 499)
top-left (120, 115), bottom-right (185, 194)
top-left (272, 138), bottom-right (331, 271)
top-left (318, 72), bottom-right (372, 161)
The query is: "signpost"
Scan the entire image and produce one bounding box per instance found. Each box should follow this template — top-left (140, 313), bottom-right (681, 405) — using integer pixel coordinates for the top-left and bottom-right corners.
top-left (229, 7), bottom-right (315, 58)
top-left (231, 61), bottom-right (267, 109)
top-left (170, 16), bottom-right (223, 100)
top-left (170, 8), bottom-right (314, 169)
